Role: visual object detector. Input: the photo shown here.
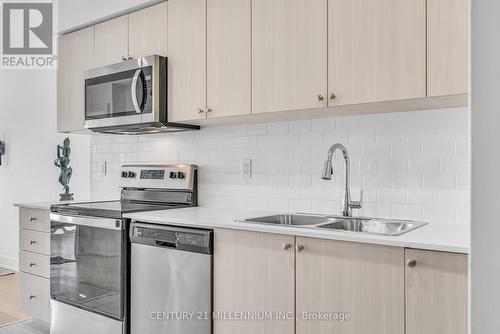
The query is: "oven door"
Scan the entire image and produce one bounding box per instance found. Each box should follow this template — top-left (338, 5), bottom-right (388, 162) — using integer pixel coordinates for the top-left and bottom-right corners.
top-left (49, 214), bottom-right (126, 321)
top-left (84, 56), bottom-right (159, 130)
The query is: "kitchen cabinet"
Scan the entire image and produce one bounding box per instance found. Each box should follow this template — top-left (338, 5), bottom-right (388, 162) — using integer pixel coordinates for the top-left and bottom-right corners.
top-left (18, 207), bottom-right (51, 324)
top-left (405, 249), bottom-right (468, 334)
top-left (296, 237), bottom-right (404, 334)
top-left (206, 0), bottom-right (251, 118)
top-left (94, 16), bottom-right (129, 67)
top-left (214, 229), bottom-right (295, 334)
top-left (328, 0), bottom-right (426, 106)
top-left (57, 26), bottom-right (94, 133)
top-left (427, 0), bottom-right (469, 97)
top-left (128, 2), bottom-right (168, 59)
top-left (252, 0), bottom-right (327, 114)
top-left (167, 0), bottom-right (207, 122)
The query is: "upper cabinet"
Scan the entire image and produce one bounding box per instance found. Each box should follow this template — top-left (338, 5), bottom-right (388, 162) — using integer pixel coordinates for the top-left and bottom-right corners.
top-left (427, 0), bottom-right (469, 97)
top-left (405, 249), bottom-right (468, 334)
top-left (207, 0), bottom-right (251, 118)
top-left (57, 26), bottom-right (95, 133)
top-left (167, 0), bottom-right (207, 123)
top-left (252, 0), bottom-right (328, 114)
top-left (57, 0), bottom-right (469, 133)
top-left (128, 2), bottom-right (168, 59)
top-left (94, 16), bottom-right (129, 67)
top-left (328, 0), bottom-right (426, 106)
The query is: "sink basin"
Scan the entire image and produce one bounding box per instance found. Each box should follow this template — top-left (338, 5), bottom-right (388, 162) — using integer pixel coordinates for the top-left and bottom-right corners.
top-left (241, 214), bottom-right (331, 226)
top-left (317, 218), bottom-right (427, 236)
top-left (238, 214), bottom-right (427, 236)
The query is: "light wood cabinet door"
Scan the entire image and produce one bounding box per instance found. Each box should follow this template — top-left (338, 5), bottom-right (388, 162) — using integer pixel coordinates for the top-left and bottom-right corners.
top-left (57, 26), bottom-right (94, 133)
top-left (94, 16), bottom-right (129, 67)
top-left (214, 229), bottom-right (295, 334)
top-left (252, 0), bottom-right (327, 114)
top-left (168, 0), bottom-right (207, 122)
top-left (207, 0), bottom-right (251, 118)
top-left (128, 2), bottom-right (168, 59)
top-left (427, 0), bottom-right (469, 97)
top-left (406, 249), bottom-right (468, 334)
top-left (328, 0), bottom-right (426, 106)
top-left (296, 237), bottom-right (404, 334)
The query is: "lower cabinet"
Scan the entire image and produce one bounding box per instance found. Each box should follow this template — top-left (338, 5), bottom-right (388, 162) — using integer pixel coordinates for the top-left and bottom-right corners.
top-left (405, 249), bottom-right (468, 334)
top-left (18, 207), bottom-right (51, 324)
top-left (295, 237), bottom-right (404, 334)
top-left (214, 229), bottom-right (468, 334)
top-left (214, 229), bottom-right (295, 334)
top-left (20, 273), bottom-right (50, 323)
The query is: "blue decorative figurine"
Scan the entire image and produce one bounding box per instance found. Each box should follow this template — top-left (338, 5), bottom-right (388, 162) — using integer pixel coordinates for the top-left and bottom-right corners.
top-left (54, 137), bottom-right (74, 201)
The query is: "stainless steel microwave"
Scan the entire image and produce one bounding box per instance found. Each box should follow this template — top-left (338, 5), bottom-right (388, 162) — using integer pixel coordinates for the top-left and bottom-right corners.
top-left (84, 55), bottom-right (199, 135)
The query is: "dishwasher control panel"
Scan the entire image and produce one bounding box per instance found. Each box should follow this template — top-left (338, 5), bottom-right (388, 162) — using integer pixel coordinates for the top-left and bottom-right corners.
top-left (130, 223), bottom-right (213, 255)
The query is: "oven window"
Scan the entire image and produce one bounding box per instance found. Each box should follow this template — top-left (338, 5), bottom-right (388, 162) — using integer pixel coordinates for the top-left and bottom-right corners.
top-left (50, 222), bottom-right (125, 320)
top-left (85, 66), bottom-right (152, 120)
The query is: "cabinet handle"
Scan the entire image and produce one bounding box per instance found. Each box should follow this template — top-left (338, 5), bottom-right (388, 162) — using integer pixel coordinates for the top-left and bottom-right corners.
top-left (29, 240), bottom-right (37, 245)
top-left (29, 262), bottom-right (36, 267)
top-left (206, 108), bottom-right (213, 114)
top-left (407, 259), bottom-right (417, 268)
top-left (296, 244), bottom-right (304, 252)
top-left (330, 93), bottom-right (336, 100)
top-left (127, 56), bottom-right (133, 61)
top-left (198, 108), bottom-right (205, 114)
top-left (121, 56), bottom-right (127, 62)
top-left (282, 243), bottom-right (292, 251)
top-left (29, 217), bottom-right (38, 222)
top-left (317, 94), bottom-right (324, 101)
top-left (29, 294), bottom-right (36, 300)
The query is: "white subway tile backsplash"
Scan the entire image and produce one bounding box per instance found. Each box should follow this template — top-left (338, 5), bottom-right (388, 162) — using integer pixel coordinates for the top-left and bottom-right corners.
top-left (90, 107), bottom-right (470, 225)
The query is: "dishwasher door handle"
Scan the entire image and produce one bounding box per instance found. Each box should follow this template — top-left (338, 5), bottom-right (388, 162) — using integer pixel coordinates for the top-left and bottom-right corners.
top-left (155, 240), bottom-right (178, 249)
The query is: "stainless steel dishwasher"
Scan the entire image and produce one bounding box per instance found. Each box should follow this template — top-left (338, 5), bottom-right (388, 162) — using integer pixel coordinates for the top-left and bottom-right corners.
top-left (129, 223), bottom-right (213, 334)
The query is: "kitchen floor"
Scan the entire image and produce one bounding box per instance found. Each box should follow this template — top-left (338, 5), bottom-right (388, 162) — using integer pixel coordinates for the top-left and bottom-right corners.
top-left (0, 320), bottom-right (49, 334)
top-left (0, 273), bottom-right (29, 326)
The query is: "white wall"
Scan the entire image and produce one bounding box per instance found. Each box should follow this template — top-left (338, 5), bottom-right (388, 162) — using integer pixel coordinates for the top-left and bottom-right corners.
top-left (58, 0), bottom-right (163, 33)
top-left (0, 69), bottom-right (91, 270)
top-left (471, 0), bottom-right (500, 332)
top-left (91, 107), bottom-right (470, 225)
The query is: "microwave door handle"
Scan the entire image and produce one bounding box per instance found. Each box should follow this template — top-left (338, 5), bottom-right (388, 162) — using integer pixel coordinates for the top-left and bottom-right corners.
top-left (131, 69), bottom-right (143, 114)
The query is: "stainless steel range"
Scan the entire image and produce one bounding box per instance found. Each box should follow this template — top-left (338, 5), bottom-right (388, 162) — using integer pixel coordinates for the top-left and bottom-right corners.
top-left (49, 164), bottom-right (198, 334)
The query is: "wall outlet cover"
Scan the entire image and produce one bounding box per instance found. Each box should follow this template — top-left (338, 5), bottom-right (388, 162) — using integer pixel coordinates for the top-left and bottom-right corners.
top-left (239, 159), bottom-right (251, 178)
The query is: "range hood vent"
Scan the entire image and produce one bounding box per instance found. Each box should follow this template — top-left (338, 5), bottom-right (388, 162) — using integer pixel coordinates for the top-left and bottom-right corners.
top-left (90, 122), bottom-right (200, 135)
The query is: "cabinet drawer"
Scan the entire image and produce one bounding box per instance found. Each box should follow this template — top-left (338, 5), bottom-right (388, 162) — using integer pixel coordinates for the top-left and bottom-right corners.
top-left (20, 230), bottom-right (50, 255)
top-left (19, 208), bottom-right (50, 232)
top-left (20, 273), bottom-right (50, 323)
top-left (20, 251), bottom-right (50, 278)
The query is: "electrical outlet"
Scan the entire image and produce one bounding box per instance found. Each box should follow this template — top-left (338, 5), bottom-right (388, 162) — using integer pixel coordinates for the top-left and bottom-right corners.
top-left (239, 159), bottom-right (251, 178)
top-left (98, 162), bottom-right (108, 177)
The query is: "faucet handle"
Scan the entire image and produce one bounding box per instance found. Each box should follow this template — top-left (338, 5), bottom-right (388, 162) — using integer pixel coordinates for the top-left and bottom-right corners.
top-left (349, 189), bottom-right (363, 210)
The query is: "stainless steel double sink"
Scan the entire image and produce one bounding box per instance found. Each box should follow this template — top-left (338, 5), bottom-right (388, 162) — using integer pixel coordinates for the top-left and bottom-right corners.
top-left (238, 214), bottom-right (427, 236)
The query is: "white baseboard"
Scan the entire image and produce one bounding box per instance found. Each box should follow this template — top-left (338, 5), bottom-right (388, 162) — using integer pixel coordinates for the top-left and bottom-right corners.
top-left (0, 255), bottom-right (19, 271)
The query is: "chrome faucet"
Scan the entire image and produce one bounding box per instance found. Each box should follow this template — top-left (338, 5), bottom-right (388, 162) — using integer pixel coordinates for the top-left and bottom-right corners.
top-left (321, 143), bottom-right (362, 217)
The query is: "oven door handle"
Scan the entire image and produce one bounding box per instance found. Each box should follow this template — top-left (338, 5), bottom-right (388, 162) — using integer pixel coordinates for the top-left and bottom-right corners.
top-left (131, 69), bottom-right (145, 114)
top-left (50, 213), bottom-right (123, 230)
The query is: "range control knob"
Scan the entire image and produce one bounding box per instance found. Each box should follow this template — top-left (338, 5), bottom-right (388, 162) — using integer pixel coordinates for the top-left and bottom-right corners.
top-left (127, 171), bottom-right (136, 178)
top-left (177, 172), bottom-right (185, 179)
top-left (121, 172), bottom-right (128, 178)
top-left (169, 172), bottom-right (177, 179)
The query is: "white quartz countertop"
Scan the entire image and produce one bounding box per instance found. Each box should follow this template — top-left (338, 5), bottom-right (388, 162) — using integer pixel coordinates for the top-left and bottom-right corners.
top-left (124, 207), bottom-right (470, 254)
top-left (14, 200), bottom-right (94, 210)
